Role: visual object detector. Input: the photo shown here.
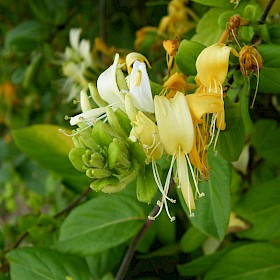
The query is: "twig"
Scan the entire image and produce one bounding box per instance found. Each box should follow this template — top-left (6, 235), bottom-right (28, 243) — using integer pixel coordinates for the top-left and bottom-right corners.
top-left (115, 205), bottom-right (160, 280)
top-left (251, 0), bottom-right (276, 44)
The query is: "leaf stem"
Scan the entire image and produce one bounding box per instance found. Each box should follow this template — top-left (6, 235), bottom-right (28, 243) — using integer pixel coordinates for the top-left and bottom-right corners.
top-left (251, 0), bottom-right (276, 44)
top-left (115, 205), bottom-right (159, 280)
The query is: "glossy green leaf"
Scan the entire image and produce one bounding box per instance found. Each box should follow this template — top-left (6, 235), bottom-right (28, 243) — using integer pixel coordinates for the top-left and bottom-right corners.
top-left (191, 8), bottom-right (226, 46)
top-left (258, 44), bottom-right (280, 94)
top-left (235, 177), bottom-right (280, 240)
top-left (204, 243), bottom-right (280, 280)
top-left (251, 119), bottom-right (280, 166)
top-left (137, 165), bottom-right (158, 204)
top-left (184, 148), bottom-right (231, 240)
top-left (56, 194), bottom-right (145, 255)
top-left (12, 124), bottom-right (90, 187)
top-left (176, 39), bottom-right (205, 76)
top-left (216, 98), bottom-right (245, 162)
top-left (7, 247), bottom-right (90, 280)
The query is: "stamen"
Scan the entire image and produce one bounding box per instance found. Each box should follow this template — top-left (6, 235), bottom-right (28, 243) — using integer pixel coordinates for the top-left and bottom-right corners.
top-left (152, 159), bottom-right (176, 203)
top-left (186, 154), bottom-right (205, 198)
top-left (250, 54), bottom-right (260, 109)
top-left (58, 124), bottom-right (92, 137)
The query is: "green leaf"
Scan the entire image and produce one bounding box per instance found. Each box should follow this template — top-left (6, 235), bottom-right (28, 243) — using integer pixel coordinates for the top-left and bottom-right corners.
top-left (12, 125), bottom-right (90, 187)
top-left (177, 242), bottom-right (246, 277)
top-left (258, 44), bottom-right (280, 94)
top-left (6, 247), bottom-right (90, 280)
top-left (268, 24), bottom-right (280, 44)
top-left (56, 194), bottom-right (145, 255)
top-left (204, 243), bottom-right (280, 280)
top-left (235, 177), bottom-right (280, 240)
top-left (216, 98), bottom-right (245, 162)
top-left (137, 165), bottom-right (158, 204)
top-left (5, 20), bottom-right (47, 52)
top-left (191, 0), bottom-right (233, 8)
top-left (251, 119), bottom-right (280, 166)
top-left (176, 40), bottom-right (205, 76)
top-left (180, 226), bottom-right (207, 253)
top-left (191, 8), bottom-right (226, 46)
top-left (184, 148), bottom-right (231, 240)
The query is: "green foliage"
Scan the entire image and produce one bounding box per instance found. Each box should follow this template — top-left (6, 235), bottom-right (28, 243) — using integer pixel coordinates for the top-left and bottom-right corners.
top-left (183, 148), bottom-right (231, 240)
top-left (56, 193), bottom-right (145, 255)
top-left (2, 0), bottom-right (280, 279)
top-left (7, 247), bottom-right (91, 280)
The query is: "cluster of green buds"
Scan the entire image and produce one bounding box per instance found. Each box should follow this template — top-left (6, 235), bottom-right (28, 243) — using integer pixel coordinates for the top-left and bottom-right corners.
top-left (64, 71), bottom-right (158, 204)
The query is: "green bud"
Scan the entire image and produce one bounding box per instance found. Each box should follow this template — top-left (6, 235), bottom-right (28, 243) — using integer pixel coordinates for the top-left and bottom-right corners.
top-left (69, 148), bottom-right (87, 172)
top-left (82, 154), bottom-right (91, 167)
top-left (108, 138), bottom-right (131, 169)
top-left (86, 168), bottom-right (112, 179)
top-left (88, 83), bottom-right (108, 108)
top-left (102, 161), bottom-right (140, 193)
top-left (124, 95), bottom-right (138, 122)
top-left (92, 121), bottom-right (119, 147)
top-left (90, 153), bottom-right (105, 168)
top-left (115, 108), bottom-right (132, 136)
top-left (116, 68), bottom-right (129, 91)
top-left (90, 177), bottom-right (119, 192)
top-left (80, 90), bottom-right (92, 112)
top-left (106, 106), bottom-right (127, 139)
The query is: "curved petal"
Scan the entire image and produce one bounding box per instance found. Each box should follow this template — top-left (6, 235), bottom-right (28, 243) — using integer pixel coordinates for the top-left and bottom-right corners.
top-left (195, 43), bottom-right (236, 88)
top-left (155, 92), bottom-right (194, 155)
top-left (97, 53), bottom-right (125, 108)
top-left (129, 61), bottom-right (154, 113)
top-left (70, 107), bottom-right (107, 125)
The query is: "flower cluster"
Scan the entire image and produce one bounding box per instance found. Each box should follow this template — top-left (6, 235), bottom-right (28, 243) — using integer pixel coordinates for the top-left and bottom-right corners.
top-left (65, 41), bottom-right (237, 221)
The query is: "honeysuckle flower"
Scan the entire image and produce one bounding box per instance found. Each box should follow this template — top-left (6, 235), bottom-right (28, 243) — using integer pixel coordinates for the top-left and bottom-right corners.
top-left (195, 43), bottom-right (238, 96)
top-left (126, 52), bottom-right (151, 74)
top-left (151, 92), bottom-right (205, 220)
top-left (130, 111), bottom-right (163, 162)
top-left (68, 90), bottom-right (107, 127)
top-left (127, 59), bottom-right (154, 113)
top-left (62, 28), bottom-right (96, 101)
top-left (97, 53), bottom-right (126, 111)
top-left (162, 72), bottom-right (194, 99)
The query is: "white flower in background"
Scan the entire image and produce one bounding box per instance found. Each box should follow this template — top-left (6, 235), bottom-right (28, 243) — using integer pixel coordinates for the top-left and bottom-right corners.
top-left (62, 28), bottom-right (94, 101)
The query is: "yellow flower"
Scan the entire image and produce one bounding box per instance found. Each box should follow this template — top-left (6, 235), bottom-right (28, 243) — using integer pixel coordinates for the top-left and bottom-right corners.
top-left (130, 111), bottom-right (163, 162)
top-left (195, 43), bottom-right (238, 96)
top-left (151, 92), bottom-right (204, 220)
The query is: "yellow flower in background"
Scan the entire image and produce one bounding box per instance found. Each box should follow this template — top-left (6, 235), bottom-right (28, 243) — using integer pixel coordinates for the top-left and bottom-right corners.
top-left (152, 92), bottom-right (205, 220)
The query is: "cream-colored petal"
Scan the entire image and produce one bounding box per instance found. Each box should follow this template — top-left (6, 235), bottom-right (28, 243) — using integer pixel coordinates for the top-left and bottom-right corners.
top-left (154, 92), bottom-right (194, 155)
top-left (195, 43), bottom-right (235, 88)
top-left (97, 53), bottom-right (125, 108)
top-left (186, 93), bottom-right (224, 123)
top-left (70, 107), bottom-right (107, 125)
top-left (126, 52), bottom-right (151, 74)
top-left (133, 111), bottom-right (163, 160)
top-left (129, 61), bottom-right (154, 113)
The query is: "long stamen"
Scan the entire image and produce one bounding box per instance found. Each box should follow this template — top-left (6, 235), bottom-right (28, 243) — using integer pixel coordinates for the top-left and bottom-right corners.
top-left (58, 124), bottom-right (92, 137)
top-left (151, 159), bottom-right (176, 203)
top-left (186, 154), bottom-right (205, 198)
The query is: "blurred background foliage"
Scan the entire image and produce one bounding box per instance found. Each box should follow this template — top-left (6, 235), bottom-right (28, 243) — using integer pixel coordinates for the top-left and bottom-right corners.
top-left (1, 0), bottom-right (280, 279)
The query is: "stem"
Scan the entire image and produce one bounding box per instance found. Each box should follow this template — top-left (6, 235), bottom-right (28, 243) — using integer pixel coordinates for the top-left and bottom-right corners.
top-left (7, 187), bottom-right (91, 251)
top-left (251, 0), bottom-right (276, 44)
top-left (115, 205), bottom-right (160, 280)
